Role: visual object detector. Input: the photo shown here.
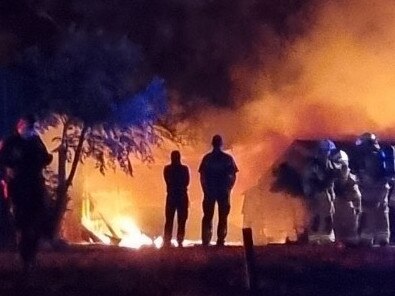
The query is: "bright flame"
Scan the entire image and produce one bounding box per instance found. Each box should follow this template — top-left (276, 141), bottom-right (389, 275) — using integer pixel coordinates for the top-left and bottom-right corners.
top-left (153, 236), bottom-right (164, 249)
top-left (117, 217), bottom-right (153, 249)
top-left (81, 196), bottom-right (156, 249)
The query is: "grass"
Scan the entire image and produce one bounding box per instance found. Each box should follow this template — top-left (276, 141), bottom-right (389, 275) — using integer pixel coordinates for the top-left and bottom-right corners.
top-left (0, 244), bottom-right (394, 295)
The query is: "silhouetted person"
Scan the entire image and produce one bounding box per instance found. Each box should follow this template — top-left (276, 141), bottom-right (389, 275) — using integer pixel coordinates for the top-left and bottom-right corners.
top-left (199, 135), bottom-right (238, 246)
top-left (0, 115), bottom-right (52, 271)
top-left (163, 151), bottom-right (189, 247)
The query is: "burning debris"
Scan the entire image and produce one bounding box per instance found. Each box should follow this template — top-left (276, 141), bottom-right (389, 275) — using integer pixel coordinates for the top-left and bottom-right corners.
top-left (81, 196), bottom-right (158, 249)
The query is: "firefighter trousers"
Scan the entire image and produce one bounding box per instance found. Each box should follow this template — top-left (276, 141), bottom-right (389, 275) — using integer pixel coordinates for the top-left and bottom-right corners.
top-left (308, 192), bottom-right (334, 244)
top-left (360, 203), bottom-right (389, 246)
top-left (359, 185), bottom-right (390, 246)
top-left (333, 199), bottom-right (359, 245)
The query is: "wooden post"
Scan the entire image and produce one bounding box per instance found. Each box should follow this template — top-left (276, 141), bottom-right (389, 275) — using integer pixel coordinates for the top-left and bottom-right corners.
top-left (243, 228), bottom-right (258, 295)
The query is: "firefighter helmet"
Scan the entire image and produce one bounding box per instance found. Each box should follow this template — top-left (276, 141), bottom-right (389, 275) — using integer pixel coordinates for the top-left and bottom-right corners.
top-left (331, 149), bottom-right (349, 166)
top-left (356, 132), bottom-right (379, 148)
top-left (318, 139), bottom-right (336, 152)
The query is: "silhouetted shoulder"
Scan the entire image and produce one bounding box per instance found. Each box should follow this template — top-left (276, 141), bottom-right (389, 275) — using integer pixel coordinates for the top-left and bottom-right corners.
top-left (221, 151), bottom-right (239, 173)
top-left (163, 164), bottom-right (172, 178)
top-left (198, 153), bottom-right (211, 173)
top-left (0, 135), bottom-right (19, 166)
top-left (32, 134), bottom-right (45, 145)
top-left (1, 134), bottom-right (19, 148)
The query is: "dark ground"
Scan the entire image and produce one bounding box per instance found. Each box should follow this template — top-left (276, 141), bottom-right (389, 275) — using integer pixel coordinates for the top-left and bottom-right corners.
top-left (0, 244), bottom-right (394, 296)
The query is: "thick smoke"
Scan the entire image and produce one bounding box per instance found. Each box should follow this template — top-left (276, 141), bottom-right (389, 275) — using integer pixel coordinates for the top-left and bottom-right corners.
top-left (182, 0), bottom-right (395, 152)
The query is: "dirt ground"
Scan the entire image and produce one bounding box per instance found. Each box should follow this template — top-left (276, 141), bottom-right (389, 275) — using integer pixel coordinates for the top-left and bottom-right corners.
top-left (0, 244), bottom-right (394, 296)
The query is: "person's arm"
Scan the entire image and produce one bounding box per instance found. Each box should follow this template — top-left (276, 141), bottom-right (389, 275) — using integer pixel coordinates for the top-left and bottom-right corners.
top-left (228, 157), bottom-right (238, 189)
top-left (200, 173), bottom-right (207, 193)
top-left (0, 138), bottom-right (16, 180)
top-left (34, 136), bottom-right (53, 168)
top-left (229, 174), bottom-right (236, 189)
top-left (0, 137), bottom-right (11, 168)
top-left (163, 166), bottom-right (170, 188)
top-left (0, 140), bottom-right (6, 198)
top-left (198, 158), bottom-right (207, 193)
top-left (183, 166), bottom-right (190, 188)
top-left (0, 140), bottom-right (5, 169)
top-left (351, 184), bottom-right (362, 214)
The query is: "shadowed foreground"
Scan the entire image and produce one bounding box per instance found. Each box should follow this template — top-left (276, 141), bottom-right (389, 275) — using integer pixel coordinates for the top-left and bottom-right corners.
top-left (0, 244), bottom-right (394, 295)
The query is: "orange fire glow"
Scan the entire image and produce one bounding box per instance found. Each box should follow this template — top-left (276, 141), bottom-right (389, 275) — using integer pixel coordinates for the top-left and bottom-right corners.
top-left (44, 0), bottom-right (395, 246)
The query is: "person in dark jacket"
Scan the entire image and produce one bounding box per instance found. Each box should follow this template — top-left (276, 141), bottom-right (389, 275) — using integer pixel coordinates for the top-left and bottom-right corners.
top-left (163, 150), bottom-right (190, 247)
top-left (0, 114), bottom-right (52, 271)
top-left (0, 139), bottom-right (16, 249)
top-left (199, 135), bottom-right (238, 246)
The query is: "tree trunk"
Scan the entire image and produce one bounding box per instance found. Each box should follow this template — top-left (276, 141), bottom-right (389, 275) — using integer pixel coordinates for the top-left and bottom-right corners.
top-left (49, 122), bottom-right (68, 238)
top-left (51, 124), bottom-right (87, 239)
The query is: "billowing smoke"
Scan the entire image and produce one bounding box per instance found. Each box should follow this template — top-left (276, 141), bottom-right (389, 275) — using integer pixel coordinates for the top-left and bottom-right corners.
top-left (187, 0), bottom-right (395, 166)
top-left (243, 0), bottom-right (395, 135)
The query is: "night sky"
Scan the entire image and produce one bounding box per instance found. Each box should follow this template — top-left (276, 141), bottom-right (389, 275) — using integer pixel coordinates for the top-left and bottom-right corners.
top-left (0, 0), bottom-right (313, 110)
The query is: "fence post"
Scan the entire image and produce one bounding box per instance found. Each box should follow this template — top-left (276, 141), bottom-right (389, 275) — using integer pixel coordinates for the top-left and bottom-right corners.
top-left (243, 228), bottom-right (258, 295)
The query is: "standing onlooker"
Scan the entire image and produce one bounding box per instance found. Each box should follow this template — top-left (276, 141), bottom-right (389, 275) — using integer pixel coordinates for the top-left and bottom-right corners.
top-left (199, 135), bottom-right (238, 246)
top-left (163, 151), bottom-right (189, 247)
top-left (0, 114), bottom-right (52, 271)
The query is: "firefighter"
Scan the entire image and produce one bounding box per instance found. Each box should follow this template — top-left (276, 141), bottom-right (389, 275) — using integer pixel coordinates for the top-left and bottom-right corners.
top-left (0, 114), bottom-right (52, 271)
top-left (354, 132), bottom-right (390, 246)
top-left (163, 150), bottom-right (190, 247)
top-left (332, 149), bottom-right (361, 246)
top-left (199, 135), bottom-right (238, 246)
top-left (302, 139), bottom-right (337, 244)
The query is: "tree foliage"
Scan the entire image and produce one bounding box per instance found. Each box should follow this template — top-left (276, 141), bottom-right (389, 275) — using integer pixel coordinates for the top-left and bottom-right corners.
top-left (16, 27), bottom-right (168, 173)
top-left (12, 27), bottom-right (170, 237)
